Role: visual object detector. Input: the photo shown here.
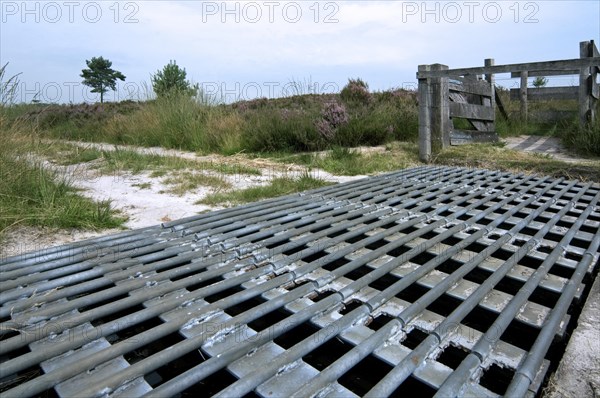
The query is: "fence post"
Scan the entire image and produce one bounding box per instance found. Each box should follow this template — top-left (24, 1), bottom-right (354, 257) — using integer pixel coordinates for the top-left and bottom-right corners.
top-left (418, 64), bottom-right (432, 162)
top-left (520, 71), bottom-right (528, 122)
top-left (592, 41), bottom-right (599, 125)
top-left (579, 40), bottom-right (596, 126)
top-left (485, 58), bottom-right (496, 129)
top-left (430, 64), bottom-right (450, 151)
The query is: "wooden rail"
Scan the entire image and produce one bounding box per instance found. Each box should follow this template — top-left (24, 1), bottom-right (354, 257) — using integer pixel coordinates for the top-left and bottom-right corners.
top-left (417, 40), bottom-right (600, 162)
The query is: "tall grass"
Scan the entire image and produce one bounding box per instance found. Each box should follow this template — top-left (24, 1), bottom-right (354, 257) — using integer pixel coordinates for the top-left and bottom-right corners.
top-left (0, 116), bottom-right (124, 236)
top-left (561, 113), bottom-right (600, 156)
top-left (1, 62), bottom-right (21, 106)
top-left (13, 84), bottom-right (419, 154)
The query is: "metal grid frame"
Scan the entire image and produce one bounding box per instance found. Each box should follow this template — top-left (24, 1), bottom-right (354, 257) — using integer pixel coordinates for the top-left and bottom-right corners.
top-left (1, 166), bottom-right (598, 397)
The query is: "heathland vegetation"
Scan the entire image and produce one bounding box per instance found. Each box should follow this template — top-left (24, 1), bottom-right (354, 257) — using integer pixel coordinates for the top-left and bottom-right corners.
top-left (1, 61), bottom-right (599, 237)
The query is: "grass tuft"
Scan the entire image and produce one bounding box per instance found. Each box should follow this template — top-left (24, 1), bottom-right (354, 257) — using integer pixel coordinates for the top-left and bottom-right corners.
top-left (162, 171), bottom-right (231, 196)
top-left (0, 147), bottom-right (125, 234)
top-left (199, 173), bottom-right (332, 205)
top-left (433, 143), bottom-right (600, 181)
top-left (561, 109), bottom-right (600, 157)
top-left (269, 142), bottom-right (419, 176)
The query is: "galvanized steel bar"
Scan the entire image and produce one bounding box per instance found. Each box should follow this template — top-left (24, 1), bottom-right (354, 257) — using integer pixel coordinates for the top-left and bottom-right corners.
top-left (0, 166), bottom-right (598, 398)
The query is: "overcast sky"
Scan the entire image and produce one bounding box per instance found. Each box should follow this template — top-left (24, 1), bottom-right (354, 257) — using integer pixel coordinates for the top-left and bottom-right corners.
top-left (1, 0), bottom-right (598, 103)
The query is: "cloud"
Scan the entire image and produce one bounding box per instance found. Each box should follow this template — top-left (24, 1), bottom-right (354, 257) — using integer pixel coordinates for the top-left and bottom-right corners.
top-left (1, 0), bottom-right (598, 103)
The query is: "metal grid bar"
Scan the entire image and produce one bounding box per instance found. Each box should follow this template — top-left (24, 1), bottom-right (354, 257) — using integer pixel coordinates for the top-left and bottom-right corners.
top-left (1, 166), bottom-right (598, 398)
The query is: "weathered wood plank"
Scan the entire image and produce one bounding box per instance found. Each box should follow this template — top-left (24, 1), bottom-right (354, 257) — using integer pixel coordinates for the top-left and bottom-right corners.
top-left (510, 70), bottom-right (578, 78)
top-left (470, 120), bottom-right (494, 132)
top-left (450, 102), bottom-right (494, 121)
top-left (495, 90), bottom-right (509, 120)
top-left (589, 41), bottom-right (599, 124)
top-left (520, 71), bottom-right (528, 122)
top-left (451, 75), bottom-right (481, 83)
top-left (449, 81), bottom-right (491, 97)
top-left (450, 130), bottom-right (499, 145)
top-left (430, 64), bottom-right (451, 149)
top-left (449, 91), bottom-right (494, 131)
top-left (416, 57), bottom-right (600, 78)
top-left (509, 86), bottom-right (579, 101)
top-left (485, 59), bottom-right (496, 125)
top-left (591, 75), bottom-right (599, 99)
top-left (449, 91), bottom-right (466, 103)
top-left (580, 42), bottom-right (593, 125)
top-left (418, 65), bottom-right (432, 163)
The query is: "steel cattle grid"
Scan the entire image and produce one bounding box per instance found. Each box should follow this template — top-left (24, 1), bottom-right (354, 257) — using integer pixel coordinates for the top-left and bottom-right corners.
top-left (1, 166), bottom-right (598, 398)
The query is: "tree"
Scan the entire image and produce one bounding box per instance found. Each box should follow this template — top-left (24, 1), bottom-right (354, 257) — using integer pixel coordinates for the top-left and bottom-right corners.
top-left (532, 76), bottom-right (548, 88)
top-left (151, 60), bottom-right (198, 98)
top-left (80, 56), bottom-right (126, 103)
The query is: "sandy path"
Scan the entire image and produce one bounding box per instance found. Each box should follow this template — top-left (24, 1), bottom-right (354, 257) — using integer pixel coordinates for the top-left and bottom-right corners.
top-left (503, 135), bottom-right (597, 163)
top-left (61, 141), bottom-right (365, 228)
top-left (1, 141), bottom-right (367, 259)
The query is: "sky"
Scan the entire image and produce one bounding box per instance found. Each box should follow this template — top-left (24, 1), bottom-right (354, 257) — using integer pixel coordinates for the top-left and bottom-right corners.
top-left (1, 0), bottom-right (599, 103)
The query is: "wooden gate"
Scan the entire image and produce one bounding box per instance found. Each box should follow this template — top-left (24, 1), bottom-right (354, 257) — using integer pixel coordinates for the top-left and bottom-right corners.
top-left (417, 40), bottom-right (600, 162)
top-left (448, 76), bottom-right (498, 145)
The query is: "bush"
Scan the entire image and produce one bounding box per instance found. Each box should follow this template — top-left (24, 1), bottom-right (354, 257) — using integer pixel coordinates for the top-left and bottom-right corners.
top-left (315, 101), bottom-right (349, 141)
top-left (240, 106), bottom-right (323, 152)
top-left (334, 88), bottom-right (419, 146)
top-left (19, 102), bottom-right (140, 139)
top-left (340, 78), bottom-right (372, 105)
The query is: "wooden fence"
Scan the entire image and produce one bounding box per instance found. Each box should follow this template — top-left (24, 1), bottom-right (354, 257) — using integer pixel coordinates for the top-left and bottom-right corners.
top-left (417, 40), bottom-right (600, 162)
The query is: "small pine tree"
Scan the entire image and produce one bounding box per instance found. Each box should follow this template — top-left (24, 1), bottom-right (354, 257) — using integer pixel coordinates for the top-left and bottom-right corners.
top-left (151, 60), bottom-right (198, 98)
top-left (80, 56), bottom-right (126, 103)
top-left (532, 76), bottom-right (548, 88)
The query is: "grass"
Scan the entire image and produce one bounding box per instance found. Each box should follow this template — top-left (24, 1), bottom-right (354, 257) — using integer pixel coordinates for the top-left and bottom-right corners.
top-left (0, 127), bottom-right (125, 236)
top-left (40, 142), bottom-right (262, 176)
top-left (199, 173), bottom-right (332, 206)
top-left (267, 143), bottom-right (419, 176)
top-left (132, 182), bottom-right (152, 190)
top-left (561, 110), bottom-right (600, 157)
top-left (42, 142), bottom-right (104, 165)
top-left (2, 74), bottom-right (598, 242)
top-left (162, 171), bottom-right (231, 196)
top-left (1, 72), bottom-right (125, 238)
top-left (494, 90), bottom-right (600, 155)
top-left (9, 87), bottom-right (419, 154)
top-left (309, 143), bottom-right (419, 175)
top-left (433, 142), bottom-right (600, 181)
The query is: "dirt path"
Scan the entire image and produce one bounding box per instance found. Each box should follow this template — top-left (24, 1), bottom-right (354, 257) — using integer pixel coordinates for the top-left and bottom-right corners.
top-left (503, 135), bottom-right (594, 163)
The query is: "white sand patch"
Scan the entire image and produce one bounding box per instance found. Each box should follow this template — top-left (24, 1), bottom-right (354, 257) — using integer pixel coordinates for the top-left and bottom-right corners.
top-left (2, 141), bottom-right (368, 258)
top-left (75, 171), bottom-right (225, 229)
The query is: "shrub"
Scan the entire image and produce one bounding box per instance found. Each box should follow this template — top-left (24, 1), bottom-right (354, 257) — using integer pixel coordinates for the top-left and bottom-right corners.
top-left (315, 101), bottom-right (349, 140)
top-left (340, 78), bottom-right (372, 105)
top-left (240, 106), bottom-right (323, 152)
